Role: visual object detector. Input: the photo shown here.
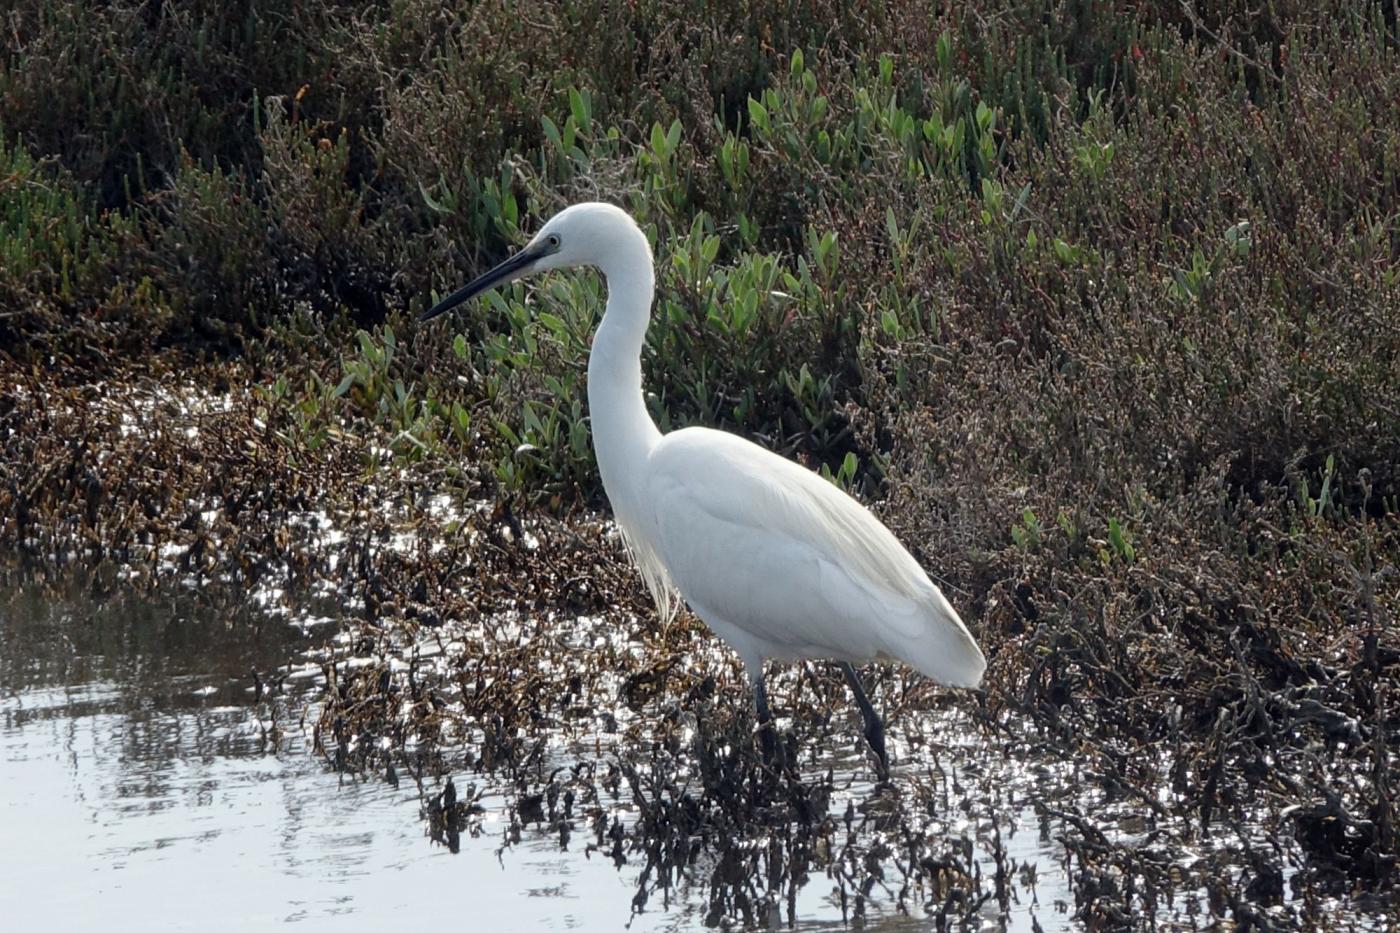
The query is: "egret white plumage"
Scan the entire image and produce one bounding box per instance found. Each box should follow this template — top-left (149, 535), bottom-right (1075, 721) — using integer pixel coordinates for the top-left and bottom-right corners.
top-left (423, 202), bottom-right (986, 777)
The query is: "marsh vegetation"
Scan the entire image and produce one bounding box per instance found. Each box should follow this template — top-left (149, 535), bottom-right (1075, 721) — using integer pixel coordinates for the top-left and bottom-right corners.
top-left (3, 0), bottom-right (1398, 927)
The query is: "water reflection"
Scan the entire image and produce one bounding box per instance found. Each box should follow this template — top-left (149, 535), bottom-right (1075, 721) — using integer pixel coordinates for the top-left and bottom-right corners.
top-left (0, 572), bottom-right (652, 930)
top-left (0, 571), bottom-right (1071, 930)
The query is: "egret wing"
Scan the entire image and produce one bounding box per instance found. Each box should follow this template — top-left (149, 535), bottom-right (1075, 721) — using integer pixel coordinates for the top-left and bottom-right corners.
top-left (642, 427), bottom-right (985, 686)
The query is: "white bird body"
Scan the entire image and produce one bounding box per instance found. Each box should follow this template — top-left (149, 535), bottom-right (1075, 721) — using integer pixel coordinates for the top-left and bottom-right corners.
top-left (634, 426), bottom-right (983, 686)
top-left (423, 202), bottom-right (986, 771)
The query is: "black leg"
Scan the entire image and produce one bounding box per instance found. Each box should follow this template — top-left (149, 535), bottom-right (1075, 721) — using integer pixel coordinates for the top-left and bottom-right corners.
top-left (752, 672), bottom-right (782, 769)
top-left (753, 674), bottom-right (773, 725)
top-left (839, 662), bottom-right (890, 781)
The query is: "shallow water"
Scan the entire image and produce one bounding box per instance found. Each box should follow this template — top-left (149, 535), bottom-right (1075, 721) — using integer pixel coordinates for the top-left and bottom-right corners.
top-left (0, 574), bottom-right (1071, 930)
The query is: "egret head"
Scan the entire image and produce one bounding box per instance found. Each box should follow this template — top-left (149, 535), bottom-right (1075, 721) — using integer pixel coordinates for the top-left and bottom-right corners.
top-left (420, 202), bottom-right (644, 322)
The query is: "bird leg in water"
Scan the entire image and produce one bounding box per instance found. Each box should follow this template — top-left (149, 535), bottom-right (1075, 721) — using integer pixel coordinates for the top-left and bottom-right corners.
top-left (751, 674), bottom-right (783, 770)
top-left (839, 662), bottom-right (890, 781)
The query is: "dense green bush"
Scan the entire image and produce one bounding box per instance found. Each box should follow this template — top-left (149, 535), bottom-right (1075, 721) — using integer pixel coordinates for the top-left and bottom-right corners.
top-left (3, 1), bottom-right (1394, 485)
top-left (3, 0), bottom-right (1396, 512)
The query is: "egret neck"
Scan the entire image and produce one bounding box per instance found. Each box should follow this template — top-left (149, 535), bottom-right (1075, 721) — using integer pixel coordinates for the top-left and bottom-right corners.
top-left (585, 224), bottom-right (662, 514)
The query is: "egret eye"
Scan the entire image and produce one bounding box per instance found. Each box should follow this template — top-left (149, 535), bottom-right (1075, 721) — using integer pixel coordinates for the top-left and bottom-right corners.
top-left (546, 234), bottom-right (561, 249)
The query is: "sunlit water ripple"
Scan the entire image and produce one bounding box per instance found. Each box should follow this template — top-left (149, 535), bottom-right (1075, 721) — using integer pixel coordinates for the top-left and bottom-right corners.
top-left (0, 573), bottom-right (1073, 931)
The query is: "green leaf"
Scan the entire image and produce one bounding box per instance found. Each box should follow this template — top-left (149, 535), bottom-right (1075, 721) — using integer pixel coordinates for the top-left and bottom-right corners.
top-left (568, 87), bottom-right (589, 129)
top-left (881, 308), bottom-right (900, 337)
top-left (701, 235), bottom-right (720, 264)
top-left (1010, 182), bottom-right (1033, 220)
top-left (1225, 220), bottom-right (1252, 257)
top-left (418, 179), bottom-right (452, 215)
top-left (747, 98), bottom-right (769, 132)
top-left (935, 31), bottom-right (952, 71)
top-left (537, 312), bottom-right (567, 335)
top-left (976, 101), bottom-right (994, 131)
top-left (541, 114), bottom-right (562, 150)
top-left (840, 452), bottom-right (858, 484)
top-left (1107, 518), bottom-right (1135, 561)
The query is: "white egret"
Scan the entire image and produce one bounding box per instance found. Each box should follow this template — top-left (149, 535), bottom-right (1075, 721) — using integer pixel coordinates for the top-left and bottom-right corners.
top-left (422, 202), bottom-right (986, 777)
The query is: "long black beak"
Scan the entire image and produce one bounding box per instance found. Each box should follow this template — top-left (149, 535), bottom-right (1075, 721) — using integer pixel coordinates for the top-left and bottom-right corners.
top-left (420, 243), bottom-right (547, 322)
